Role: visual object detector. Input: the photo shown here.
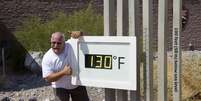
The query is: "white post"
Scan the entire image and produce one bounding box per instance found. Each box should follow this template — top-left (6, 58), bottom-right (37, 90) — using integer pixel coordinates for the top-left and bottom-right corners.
top-left (157, 0), bottom-right (168, 100)
top-left (104, 0), bottom-right (116, 36)
top-left (2, 48), bottom-right (6, 77)
top-left (129, 0), bottom-right (141, 100)
top-left (116, 0), bottom-right (128, 100)
top-left (129, 0), bottom-right (136, 36)
top-left (104, 0), bottom-right (116, 100)
top-left (172, 0), bottom-right (182, 100)
top-left (117, 0), bottom-right (128, 36)
top-left (142, 0), bottom-right (154, 100)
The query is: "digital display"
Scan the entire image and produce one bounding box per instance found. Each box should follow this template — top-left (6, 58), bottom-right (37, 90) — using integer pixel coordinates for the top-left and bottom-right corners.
top-left (85, 54), bottom-right (112, 69)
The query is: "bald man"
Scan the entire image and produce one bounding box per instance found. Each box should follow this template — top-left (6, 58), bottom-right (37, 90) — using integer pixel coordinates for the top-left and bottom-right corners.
top-left (42, 32), bottom-right (89, 101)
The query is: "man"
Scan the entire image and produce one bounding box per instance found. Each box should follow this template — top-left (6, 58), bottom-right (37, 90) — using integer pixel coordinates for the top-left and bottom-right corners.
top-left (42, 32), bottom-right (89, 101)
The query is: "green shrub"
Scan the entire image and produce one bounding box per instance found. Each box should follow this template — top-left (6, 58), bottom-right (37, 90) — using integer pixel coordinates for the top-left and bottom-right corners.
top-left (15, 5), bottom-right (103, 51)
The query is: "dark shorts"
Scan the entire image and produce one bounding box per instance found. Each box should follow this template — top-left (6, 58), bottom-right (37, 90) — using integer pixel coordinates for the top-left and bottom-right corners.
top-left (53, 86), bottom-right (89, 101)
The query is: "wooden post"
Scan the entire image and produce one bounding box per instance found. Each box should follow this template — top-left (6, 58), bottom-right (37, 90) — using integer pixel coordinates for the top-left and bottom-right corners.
top-left (172, 0), bottom-right (182, 100)
top-left (116, 0), bottom-right (128, 100)
top-left (129, 0), bottom-right (141, 100)
top-left (142, 0), bottom-right (154, 100)
top-left (157, 0), bottom-right (168, 100)
top-left (104, 0), bottom-right (116, 101)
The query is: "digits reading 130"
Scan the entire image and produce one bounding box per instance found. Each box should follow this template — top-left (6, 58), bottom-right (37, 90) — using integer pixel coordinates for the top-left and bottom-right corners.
top-left (85, 54), bottom-right (112, 69)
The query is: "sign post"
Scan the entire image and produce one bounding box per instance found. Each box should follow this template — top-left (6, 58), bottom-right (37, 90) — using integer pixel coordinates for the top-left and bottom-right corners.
top-left (129, 0), bottom-right (141, 100)
top-left (173, 0), bottom-right (182, 100)
top-left (104, 0), bottom-right (116, 100)
top-left (143, 0), bottom-right (154, 100)
top-left (116, 0), bottom-right (129, 100)
top-left (157, 0), bottom-right (168, 100)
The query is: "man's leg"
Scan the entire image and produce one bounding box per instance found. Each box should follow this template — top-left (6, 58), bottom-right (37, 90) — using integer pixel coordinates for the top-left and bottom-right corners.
top-left (53, 88), bottom-right (70, 101)
top-left (70, 86), bottom-right (89, 101)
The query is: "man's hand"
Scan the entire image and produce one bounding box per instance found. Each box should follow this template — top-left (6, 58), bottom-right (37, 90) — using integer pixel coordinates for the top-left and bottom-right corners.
top-left (68, 31), bottom-right (83, 39)
top-left (62, 65), bottom-right (72, 75)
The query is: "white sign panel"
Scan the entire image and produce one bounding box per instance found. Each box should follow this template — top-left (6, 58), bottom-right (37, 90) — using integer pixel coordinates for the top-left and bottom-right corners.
top-left (71, 36), bottom-right (137, 90)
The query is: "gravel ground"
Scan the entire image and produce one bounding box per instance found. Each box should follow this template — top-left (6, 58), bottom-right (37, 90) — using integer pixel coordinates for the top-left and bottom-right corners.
top-left (0, 73), bottom-right (104, 101)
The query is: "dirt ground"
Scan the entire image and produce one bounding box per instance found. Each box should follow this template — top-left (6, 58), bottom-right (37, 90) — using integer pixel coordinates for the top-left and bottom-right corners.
top-left (0, 72), bottom-right (104, 101)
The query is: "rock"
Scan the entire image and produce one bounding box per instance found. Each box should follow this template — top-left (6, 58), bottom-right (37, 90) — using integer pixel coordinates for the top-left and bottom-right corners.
top-left (18, 84), bottom-right (28, 89)
top-left (24, 51), bottom-right (43, 73)
top-left (28, 97), bottom-right (37, 101)
top-left (19, 99), bottom-right (24, 101)
top-left (1, 97), bottom-right (10, 101)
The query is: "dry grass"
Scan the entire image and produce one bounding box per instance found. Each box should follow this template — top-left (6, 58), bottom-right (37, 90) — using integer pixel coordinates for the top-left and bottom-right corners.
top-left (141, 51), bottom-right (201, 101)
top-left (180, 52), bottom-right (201, 101)
top-left (153, 51), bottom-right (201, 101)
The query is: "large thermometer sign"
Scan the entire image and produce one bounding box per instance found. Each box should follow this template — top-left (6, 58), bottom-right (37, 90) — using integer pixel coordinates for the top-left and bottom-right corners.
top-left (71, 36), bottom-right (137, 90)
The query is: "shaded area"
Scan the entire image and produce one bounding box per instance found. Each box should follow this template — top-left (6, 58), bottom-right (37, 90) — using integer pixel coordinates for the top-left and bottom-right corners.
top-left (0, 73), bottom-right (48, 91)
top-left (0, 21), bottom-right (46, 92)
top-left (0, 21), bottom-right (27, 73)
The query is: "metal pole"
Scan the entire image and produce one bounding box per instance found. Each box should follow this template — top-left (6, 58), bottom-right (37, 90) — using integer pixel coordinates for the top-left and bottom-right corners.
top-left (142, 0), bottom-right (154, 100)
top-left (2, 48), bottom-right (6, 77)
top-left (157, 0), bottom-right (168, 100)
top-left (129, 0), bottom-right (141, 100)
top-left (116, 0), bottom-right (128, 100)
top-left (104, 0), bottom-right (116, 100)
top-left (172, 0), bottom-right (182, 100)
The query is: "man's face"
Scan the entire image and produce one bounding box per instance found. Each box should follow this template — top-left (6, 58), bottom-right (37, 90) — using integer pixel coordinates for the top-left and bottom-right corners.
top-left (50, 34), bottom-right (64, 55)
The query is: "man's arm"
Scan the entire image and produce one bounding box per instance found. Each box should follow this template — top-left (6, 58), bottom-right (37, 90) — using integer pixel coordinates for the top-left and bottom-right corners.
top-left (44, 65), bottom-right (72, 82)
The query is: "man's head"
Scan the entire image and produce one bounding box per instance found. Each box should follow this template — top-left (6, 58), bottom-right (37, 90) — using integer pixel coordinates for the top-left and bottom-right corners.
top-left (50, 32), bottom-right (65, 55)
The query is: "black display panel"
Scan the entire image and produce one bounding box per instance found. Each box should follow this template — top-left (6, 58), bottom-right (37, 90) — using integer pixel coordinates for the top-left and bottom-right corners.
top-left (85, 54), bottom-right (112, 69)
